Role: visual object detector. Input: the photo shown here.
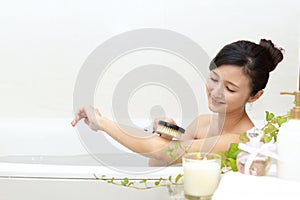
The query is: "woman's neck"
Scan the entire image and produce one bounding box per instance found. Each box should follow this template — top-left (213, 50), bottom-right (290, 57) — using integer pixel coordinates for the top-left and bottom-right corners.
top-left (212, 109), bottom-right (251, 134)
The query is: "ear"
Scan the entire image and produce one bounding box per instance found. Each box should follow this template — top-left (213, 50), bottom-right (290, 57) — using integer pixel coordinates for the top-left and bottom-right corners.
top-left (248, 90), bottom-right (264, 103)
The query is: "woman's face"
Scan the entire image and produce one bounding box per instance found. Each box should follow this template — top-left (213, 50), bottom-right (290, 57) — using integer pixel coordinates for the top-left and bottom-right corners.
top-left (206, 64), bottom-right (252, 114)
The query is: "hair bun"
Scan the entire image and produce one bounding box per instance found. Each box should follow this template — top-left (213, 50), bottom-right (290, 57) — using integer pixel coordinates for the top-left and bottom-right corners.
top-left (259, 39), bottom-right (284, 72)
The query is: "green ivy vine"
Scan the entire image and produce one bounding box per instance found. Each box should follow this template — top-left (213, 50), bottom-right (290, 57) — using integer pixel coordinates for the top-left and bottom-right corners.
top-left (219, 111), bottom-right (288, 171)
top-left (94, 173), bottom-right (183, 190)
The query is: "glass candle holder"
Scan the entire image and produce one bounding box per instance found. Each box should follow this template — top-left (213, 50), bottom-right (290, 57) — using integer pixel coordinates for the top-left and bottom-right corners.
top-left (183, 152), bottom-right (221, 200)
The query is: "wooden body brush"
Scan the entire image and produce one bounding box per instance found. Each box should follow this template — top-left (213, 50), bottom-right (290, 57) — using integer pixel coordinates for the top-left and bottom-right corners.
top-left (156, 120), bottom-right (185, 140)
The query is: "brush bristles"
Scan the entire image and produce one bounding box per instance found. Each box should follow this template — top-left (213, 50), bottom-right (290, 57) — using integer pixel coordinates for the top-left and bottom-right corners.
top-left (156, 124), bottom-right (182, 139)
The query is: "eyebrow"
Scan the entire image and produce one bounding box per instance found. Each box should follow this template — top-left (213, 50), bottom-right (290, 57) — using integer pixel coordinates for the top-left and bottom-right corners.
top-left (212, 71), bottom-right (219, 77)
top-left (212, 71), bottom-right (240, 88)
top-left (226, 81), bottom-right (240, 88)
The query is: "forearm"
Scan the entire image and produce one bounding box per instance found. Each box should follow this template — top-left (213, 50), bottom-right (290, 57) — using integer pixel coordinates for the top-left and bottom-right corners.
top-left (100, 117), bottom-right (171, 159)
top-left (72, 106), bottom-right (185, 162)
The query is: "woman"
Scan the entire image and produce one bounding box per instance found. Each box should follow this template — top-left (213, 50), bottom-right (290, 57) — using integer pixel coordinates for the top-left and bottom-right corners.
top-left (71, 39), bottom-right (284, 166)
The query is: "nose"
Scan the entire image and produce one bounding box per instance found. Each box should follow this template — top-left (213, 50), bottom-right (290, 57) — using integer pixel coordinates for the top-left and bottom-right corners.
top-left (212, 82), bottom-right (225, 99)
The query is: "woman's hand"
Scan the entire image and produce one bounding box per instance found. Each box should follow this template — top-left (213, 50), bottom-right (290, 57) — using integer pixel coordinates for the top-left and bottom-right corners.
top-left (71, 105), bottom-right (103, 131)
top-left (152, 118), bottom-right (177, 132)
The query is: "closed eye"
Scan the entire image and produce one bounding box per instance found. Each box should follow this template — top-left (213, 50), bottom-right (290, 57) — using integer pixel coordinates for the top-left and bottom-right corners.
top-left (226, 87), bottom-right (235, 92)
top-left (210, 77), bottom-right (218, 82)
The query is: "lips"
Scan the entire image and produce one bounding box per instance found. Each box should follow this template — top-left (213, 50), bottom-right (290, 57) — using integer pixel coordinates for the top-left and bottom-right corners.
top-left (211, 96), bottom-right (225, 105)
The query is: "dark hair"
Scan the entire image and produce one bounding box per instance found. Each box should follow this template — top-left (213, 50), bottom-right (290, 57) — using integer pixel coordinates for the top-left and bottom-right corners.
top-left (209, 39), bottom-right (284, 96)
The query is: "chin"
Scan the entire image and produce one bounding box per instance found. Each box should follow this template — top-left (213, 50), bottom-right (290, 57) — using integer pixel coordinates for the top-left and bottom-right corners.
top-left (208, 103), bottom-right (227, 114)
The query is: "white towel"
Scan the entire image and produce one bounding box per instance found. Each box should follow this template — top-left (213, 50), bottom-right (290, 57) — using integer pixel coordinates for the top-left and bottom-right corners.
top-left (213, 171), bottom-right (300, 200)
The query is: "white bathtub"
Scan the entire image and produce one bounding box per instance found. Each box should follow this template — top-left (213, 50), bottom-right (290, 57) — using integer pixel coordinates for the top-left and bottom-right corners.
top-left (0, 118), bottom-right (182, 200)
top-left (0, 118), bottom-right (268, 199)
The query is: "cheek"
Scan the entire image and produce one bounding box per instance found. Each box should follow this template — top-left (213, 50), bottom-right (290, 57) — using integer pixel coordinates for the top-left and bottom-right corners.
top-left (206, 84), bottom-right (215, 98)
top-left (206, 79), bottom-right (215, 92)
top-left (224, 93), bottom-right (235, 103)
top-left (225, 92), bottom-right (248, 106)
top-left (206, 83), bottom-right (211, 94)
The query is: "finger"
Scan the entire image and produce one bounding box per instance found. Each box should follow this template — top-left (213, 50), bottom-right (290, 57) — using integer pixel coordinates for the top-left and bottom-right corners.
top-left (166, 118), bottom-right (177, 125)
top-left (153, 118), bottom-right (159, 131)
top-left (84, 118), bottom-right (89, 125)
top-left (84, 106), bottom-right (99, 122)
top-left (95, 108), bottom-right (101, 116)
top-left (71, 115), bottom-right (84, 127)
top-left (71, 120), bottom-right (77, 127)
top-left (72, 108), bottom-right (88, 126)
top-left (78, 109), bottom-right (88, 119)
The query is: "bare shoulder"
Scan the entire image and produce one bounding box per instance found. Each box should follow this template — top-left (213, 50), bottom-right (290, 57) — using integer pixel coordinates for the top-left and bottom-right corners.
top-left (197, 114), bottom-right (211, 123)
top-left (185, 114), bottom-right (212, 139)
top-left (187, 114), bottom-right (211, 127)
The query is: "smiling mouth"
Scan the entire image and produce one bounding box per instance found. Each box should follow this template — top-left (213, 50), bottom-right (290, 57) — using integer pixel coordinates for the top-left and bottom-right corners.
top-left (211, 97), bottom-right (225, 105)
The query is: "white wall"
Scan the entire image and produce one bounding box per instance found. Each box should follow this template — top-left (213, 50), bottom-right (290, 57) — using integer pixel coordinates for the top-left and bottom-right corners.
top-left (0, 0), bottom-right (299, 124)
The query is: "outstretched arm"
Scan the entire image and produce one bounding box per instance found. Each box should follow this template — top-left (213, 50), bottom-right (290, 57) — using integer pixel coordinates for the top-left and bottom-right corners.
top-left (71, 106), bottom-right (240, 166)
top-left (71, 106), bottom-right (172, 159)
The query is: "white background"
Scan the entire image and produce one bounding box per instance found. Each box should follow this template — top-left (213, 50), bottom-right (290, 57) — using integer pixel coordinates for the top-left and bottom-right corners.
top-left (0, 0), bottom-right (299, 124)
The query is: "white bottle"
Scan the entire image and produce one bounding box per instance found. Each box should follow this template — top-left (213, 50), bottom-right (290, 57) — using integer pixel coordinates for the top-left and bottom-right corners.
top-left (277, 91), bottom-right (300, 181)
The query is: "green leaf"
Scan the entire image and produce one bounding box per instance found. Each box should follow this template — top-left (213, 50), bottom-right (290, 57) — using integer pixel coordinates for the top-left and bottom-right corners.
top-left (226, 158), bottom-right (238, 171)
top-left (175, 174), bottom-right (183, 183)
top-left (273, 134), bottom-right (278, 143)
top-left (107, 177), bottom-right (115, 183)
top-left (139, 179), bottom-right (147, 183)
top-left (165, 148), bottom-right (173, 156)
top-left (219, 143), bottom-right (241, 170)
top-left (226, 143), bottom-right (241, 159)
top-left (239, 132), bottom-right (249, 143)
top-left (93, 174), bottom-right (100, 180)
top-left (276, 116), bottom-right (287, 127)
top-left (262, 134), bottom-right (272, 143)
top-left (172, 153), bottom-right (180, 160)
top-left (263, 124), bottom-right (278, 136)
top-left (174, 143), bottom-right (180, 150)
top-left (168, 176), bottom-right (172, 182)
top-left (154, 178), bottom-right (163, 186)
top-left (266, 111), bottom-right (275, 121)
top-left (121, 177), bottom-right (129, 186)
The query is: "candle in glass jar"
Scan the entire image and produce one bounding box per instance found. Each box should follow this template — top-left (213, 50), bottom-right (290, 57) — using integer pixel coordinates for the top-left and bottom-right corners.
top-left (183, 153), bottom-right (221, 199)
